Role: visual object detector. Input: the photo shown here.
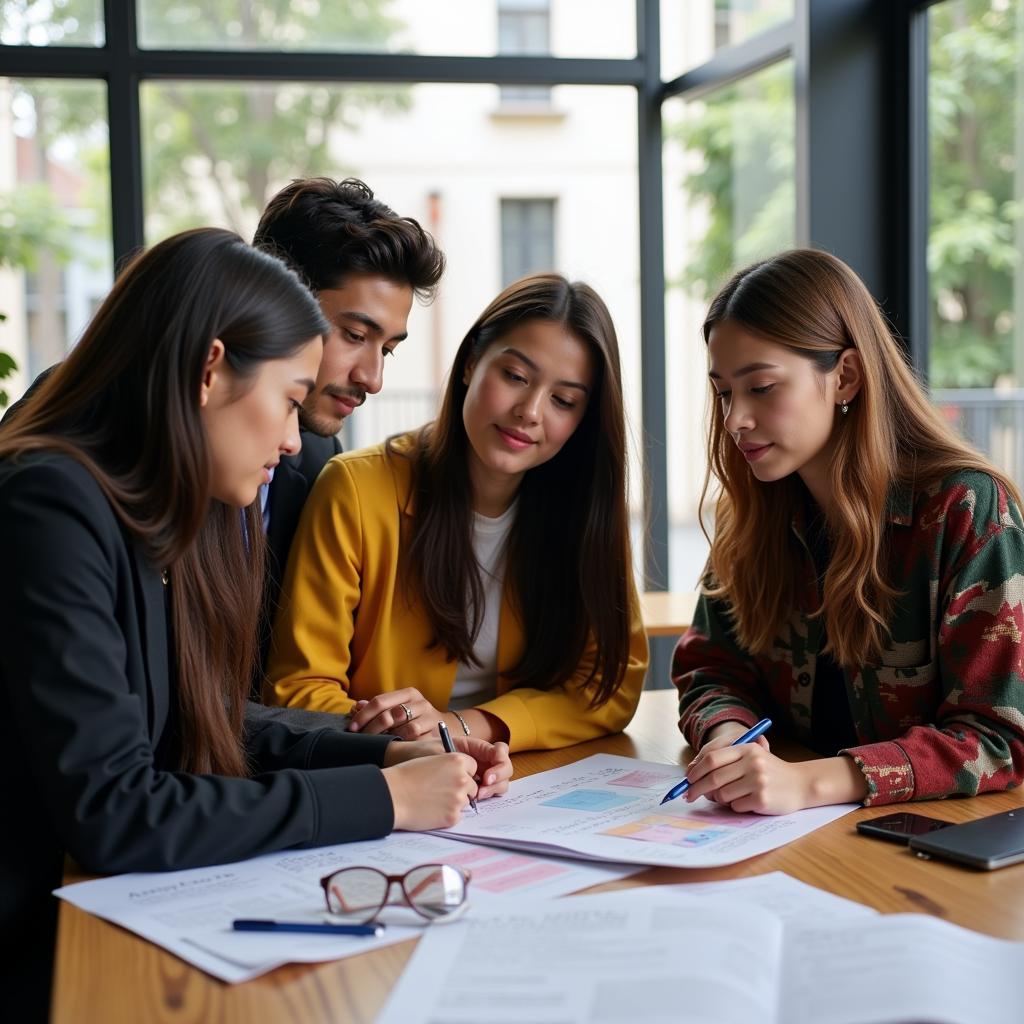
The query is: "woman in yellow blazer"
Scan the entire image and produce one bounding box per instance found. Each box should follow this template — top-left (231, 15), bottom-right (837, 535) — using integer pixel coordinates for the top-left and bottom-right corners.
top-left (266, 273), bottom-right (648, 752)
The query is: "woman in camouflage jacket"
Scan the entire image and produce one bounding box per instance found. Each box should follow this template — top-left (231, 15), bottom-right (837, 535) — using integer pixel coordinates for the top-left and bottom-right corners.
top-left (673, 249), bottom-right (1024, 812)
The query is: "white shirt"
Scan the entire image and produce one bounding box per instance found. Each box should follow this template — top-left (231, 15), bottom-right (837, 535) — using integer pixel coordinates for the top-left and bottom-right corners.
top-left (448, 502), bottom-right (516, 711)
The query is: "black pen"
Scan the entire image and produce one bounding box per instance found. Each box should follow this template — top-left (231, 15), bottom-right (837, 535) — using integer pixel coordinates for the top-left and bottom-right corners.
top-left (438, 720), bottom-right (479, 814)
top-left (232, 919), bottom-right (383, 936)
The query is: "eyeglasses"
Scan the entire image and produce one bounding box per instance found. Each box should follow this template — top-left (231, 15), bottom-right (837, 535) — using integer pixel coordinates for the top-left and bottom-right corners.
top-left (319, 864), bottom-right (471, 925)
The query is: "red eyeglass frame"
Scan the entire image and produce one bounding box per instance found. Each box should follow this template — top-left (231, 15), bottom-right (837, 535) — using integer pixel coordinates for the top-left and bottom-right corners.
top-left (318, 863), bottom-right (472, 923)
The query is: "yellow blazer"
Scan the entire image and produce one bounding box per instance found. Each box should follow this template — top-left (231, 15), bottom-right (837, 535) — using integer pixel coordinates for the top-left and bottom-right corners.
top-left (265, 440), bottom-right (649, 752)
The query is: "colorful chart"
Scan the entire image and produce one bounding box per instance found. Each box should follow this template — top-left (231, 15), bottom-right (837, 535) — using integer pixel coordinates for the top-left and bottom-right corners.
top-left (540, 789), bottom-right (637, 812)
top-left (440, 847), bottom-right (570, 894)
top-left (603, 812), bottom-right (755, 848)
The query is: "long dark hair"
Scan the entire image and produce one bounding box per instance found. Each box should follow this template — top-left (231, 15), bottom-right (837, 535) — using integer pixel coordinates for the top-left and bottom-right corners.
top-left (0, 227), bottom-right (328, 774)
top-left (398, 273), bottom-right (633, 705)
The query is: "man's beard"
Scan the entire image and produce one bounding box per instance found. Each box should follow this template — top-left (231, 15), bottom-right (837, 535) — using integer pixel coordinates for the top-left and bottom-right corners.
top-left (299, 386), bottom-right (365, 438)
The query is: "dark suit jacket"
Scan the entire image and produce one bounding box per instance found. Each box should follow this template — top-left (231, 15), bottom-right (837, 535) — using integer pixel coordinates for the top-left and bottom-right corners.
top-left (258, 430), bottom-right (342, 683)
top-left (266, 430), bottom-right (343, 604)
top-left (5, 373), bottom-right (343, 714)
top-left (0, 453), bottom-right (391, 1016)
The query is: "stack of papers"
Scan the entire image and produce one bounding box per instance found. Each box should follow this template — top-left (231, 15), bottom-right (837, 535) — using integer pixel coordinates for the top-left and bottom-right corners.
top-left (377, 873), bottom-right (1020, 1024)
top-left (54, 831), bottom-right (637, 982)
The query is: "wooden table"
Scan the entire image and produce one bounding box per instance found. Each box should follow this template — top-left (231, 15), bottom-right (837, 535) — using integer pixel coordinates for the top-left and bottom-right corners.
top-left (53, 690), bottom-right (1024, 1023)
top-left (639, 590), bottom-right (697, 637)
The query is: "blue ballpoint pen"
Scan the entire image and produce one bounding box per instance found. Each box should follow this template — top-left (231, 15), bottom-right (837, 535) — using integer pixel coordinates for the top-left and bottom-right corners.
top-left (659, 718), bottom-right (773, 805)
top-left (438, 720), bottom-right (479, 814)
top-left (232, 919), bottom-right (383, 936)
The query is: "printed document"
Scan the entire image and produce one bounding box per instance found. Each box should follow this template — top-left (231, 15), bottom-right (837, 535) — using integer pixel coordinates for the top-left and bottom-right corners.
top-left (376, 886), bottom-right (1020, 1024)
top-left (667, 870), bottom-right (877, 926)
top-left (54, 831), bottom-right (636, 982)
top-left (435, 753), bottom-right (854, 867)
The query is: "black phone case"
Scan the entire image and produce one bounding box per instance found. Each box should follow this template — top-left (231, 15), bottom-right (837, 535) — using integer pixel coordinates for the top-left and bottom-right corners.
top-left (909, 809), bottom-right (1024, 870)
top-left (856, 813), bottom-right (952, 845)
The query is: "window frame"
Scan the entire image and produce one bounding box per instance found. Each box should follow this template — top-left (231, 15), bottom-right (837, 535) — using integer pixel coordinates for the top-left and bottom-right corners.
top-left (0, 0), bottom-right (938, 594)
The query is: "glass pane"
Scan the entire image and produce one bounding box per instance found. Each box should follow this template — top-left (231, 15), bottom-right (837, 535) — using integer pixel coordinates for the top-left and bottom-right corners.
top-left (501, 198), bottom-right (556, 287)
top-left (140, 80), bottom-right (643, 561)
top-left (662, 59), bottom-right (795, 589)
top-left (0, 0), bottom-right (103, 46)
top-left (0, 79), bottom-right (112, 411)
top-left (928, 0), bottom-right (1024, 485)
top-left (137, 0), bottom-right (636, 58)
top-left (661, 0), bottom-right (794, 82)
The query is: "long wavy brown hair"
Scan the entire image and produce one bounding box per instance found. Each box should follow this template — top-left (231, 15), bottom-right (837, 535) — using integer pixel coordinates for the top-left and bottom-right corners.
top-left (0, 228), bottom-right (327, 775)
top-left (701, 248), bottom-right (1020, 666)
top-left (396, 273), bottom-right (633, 705)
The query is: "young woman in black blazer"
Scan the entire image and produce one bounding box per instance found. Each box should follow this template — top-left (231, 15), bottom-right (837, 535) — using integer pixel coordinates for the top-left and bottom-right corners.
top-left (0, 228), bottom-right (511, 1019)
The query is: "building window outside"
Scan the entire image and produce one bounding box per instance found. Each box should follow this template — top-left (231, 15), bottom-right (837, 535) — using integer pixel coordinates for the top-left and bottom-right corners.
top-left (501, 198), bottom-right (556, 287)
top-left (498, 0), bottom-right (552, 108)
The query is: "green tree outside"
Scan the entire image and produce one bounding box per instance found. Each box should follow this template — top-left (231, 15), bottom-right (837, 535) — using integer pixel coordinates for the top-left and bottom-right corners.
top-left (666, 0), bottom-right (1023, 391)
top-left (665, 59), bottom-right (794, 302)
top-left (0, 0), bottom-right (407, 400)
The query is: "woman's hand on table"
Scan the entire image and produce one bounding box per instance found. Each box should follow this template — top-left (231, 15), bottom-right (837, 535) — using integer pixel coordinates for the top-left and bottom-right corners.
top-left (348, 688), bottom-right (451, 740)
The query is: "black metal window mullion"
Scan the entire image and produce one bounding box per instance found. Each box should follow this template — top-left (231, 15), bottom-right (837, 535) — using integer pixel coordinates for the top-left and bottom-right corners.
top-left (906, 5), bottom-right (931, 379)
top-left (104, 0), bottom-right (144, 266)
top-left (636, 0), bottom-right (667, 593)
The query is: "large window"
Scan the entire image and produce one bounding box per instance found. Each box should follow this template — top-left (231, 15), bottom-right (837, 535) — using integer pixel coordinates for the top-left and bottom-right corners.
top-left (0, 78), bottom-right (112, 402)
top-left (2, 0), bottom-right (957, 621)
top-left (928, 0), bottom-right (1024, 485)
top-left (133, 74), bottom-right (638, 459)
top-left (662, 57), bottom-right (795, 590)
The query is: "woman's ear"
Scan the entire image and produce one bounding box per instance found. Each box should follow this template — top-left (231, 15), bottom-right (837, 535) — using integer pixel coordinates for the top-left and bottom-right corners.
top-left (835, 348), bottom-right (863, 407)
top-left (462, 354), bottom-right (478, 387)
top-left (199, 339), bottom-right (227, 408)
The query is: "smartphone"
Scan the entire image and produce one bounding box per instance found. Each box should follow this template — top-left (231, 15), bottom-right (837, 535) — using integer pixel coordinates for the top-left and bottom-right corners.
top-left (909, 809), bottom-right (1024, 870)
top-left (856, 811), bottom-right (954, 845)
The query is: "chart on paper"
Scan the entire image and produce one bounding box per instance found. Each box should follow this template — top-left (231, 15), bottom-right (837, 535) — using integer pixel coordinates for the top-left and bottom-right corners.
top-left (436, 754), bottom-right (856, 868)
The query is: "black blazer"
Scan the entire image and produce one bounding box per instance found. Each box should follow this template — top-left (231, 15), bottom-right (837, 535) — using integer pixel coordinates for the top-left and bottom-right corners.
top-left (258, 431), bottom-right (342, 681)
top-left (266, 430), bottom-right (342, 602)
top-left (0, 453), bottom-right (392, 1014)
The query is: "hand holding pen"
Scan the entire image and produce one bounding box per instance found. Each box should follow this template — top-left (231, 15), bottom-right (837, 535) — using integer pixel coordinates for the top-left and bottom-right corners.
top-left (660, 719), bottom-right (773, 805)
top-left (438, 720), bottom-right (479, 814)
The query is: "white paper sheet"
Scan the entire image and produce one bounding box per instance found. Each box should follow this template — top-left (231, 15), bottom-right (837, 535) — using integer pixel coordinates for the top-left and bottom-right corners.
top-left (375, 889), bottom-right (784, 1024)
top-left (434, 753), bottom-right (855, 867)
top-left (54, 831), bottom-right (637, 982)
top-left (666, 870), bottom-right (877, 925)
top-left (376, 885), bottom-right (1024, 1024)
top-left (780, 913), bottom-right (1022, 1024)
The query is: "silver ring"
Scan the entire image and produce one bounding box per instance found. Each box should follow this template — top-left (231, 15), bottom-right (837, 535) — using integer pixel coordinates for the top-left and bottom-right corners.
top-left (399, 702), bottom-right (413, 724)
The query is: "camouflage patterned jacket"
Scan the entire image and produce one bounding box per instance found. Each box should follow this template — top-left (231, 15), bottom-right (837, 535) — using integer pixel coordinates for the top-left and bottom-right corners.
top-left (673, 471), bottom-right (1024, 805)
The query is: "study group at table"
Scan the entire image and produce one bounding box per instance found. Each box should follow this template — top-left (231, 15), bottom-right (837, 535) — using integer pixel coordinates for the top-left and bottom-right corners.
top-left (2, 176), bottom-right (1023, 1019)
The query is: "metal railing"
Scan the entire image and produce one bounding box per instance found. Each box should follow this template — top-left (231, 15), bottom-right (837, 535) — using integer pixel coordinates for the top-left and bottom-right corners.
top-left (340, 389), bottom-right (441, 452)
top-left (932, 389), bottom-right (1024, 484)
